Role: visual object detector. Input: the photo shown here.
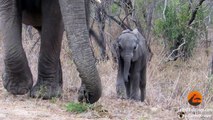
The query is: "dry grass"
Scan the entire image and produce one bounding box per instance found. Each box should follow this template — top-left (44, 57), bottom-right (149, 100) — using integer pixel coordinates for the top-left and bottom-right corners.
top-left (0, 26), bottom-right (212, 120)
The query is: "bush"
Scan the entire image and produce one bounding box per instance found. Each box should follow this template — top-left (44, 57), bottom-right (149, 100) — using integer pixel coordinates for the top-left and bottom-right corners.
top-left (154, 1), bottom-right (207, 59)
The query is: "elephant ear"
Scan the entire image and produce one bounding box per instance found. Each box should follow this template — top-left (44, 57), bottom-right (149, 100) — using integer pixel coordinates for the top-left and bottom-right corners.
top-left (132, 29), bottom-right (143, 41)
top-left (132, 29), bottom-right (147, 59)
top-left (111, 38), bottom-right (120, 63)
top-left (133, 29), bottom-right (153, 62)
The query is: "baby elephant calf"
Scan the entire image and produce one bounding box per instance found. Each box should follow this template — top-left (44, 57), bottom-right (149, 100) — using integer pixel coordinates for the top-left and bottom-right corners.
top-left (113, 29), bottom-right (148, 102)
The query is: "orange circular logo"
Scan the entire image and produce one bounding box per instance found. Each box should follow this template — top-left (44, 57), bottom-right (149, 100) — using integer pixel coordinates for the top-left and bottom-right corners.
top-left (187, 91), bottom-right (202, 106)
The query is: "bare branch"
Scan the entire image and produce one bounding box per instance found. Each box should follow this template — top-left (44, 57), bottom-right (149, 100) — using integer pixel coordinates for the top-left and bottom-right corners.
top-left (188, 0), bottom-right (206, 25)
top-left (121, 9), bottom-right (134, 23)
top-left (163, 0), bottom-right (168, 20)
top-left (105, 13), bottom-right (132, 30)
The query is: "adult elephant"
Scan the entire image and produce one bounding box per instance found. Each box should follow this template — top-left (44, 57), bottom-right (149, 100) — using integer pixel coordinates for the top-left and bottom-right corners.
top-left (0, 0), bottom-right (102, 104)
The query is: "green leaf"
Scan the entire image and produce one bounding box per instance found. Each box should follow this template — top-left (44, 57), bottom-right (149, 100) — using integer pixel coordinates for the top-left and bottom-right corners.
top-left (65, 102), bottom-right (91, 113)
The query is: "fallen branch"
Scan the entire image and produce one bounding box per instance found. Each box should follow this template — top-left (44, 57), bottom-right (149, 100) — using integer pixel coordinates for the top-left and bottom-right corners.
top-left (166, 38), bottom-right (186, 61)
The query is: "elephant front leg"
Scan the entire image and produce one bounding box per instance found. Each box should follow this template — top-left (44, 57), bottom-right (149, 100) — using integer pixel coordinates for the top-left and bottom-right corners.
top-left (30, 60), bottom-right (63, 99)
top-left (30, 0), bottom-right (63, 99)
top-left (140, 67), bottom-right (147, 102)
top-left (125, 81), bottom-right (130, 98)
top-left (0, 0), bottom-right (33, 95)
top-left (3, 48), bottom-right (33, 95)
top-left (129, 73), bottom-right (140, 100)
top-left (116, 61), bottom-right (126, 99)
top-left (116, 78), bottom-right (126, 99)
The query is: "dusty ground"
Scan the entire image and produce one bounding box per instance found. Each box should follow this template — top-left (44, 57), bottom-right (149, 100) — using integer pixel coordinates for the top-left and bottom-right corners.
top-left (0, 27), bottom-right (213, 120)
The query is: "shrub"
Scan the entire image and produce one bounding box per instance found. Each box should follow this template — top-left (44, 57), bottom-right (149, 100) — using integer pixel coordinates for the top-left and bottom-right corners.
top-left (154, 1), bottom-right (207, 59)
top-left (65, 102), bottom-right (92, 113)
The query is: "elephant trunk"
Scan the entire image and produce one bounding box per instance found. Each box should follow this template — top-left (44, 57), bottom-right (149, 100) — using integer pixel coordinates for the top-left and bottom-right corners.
top-left (123, 57), bottom-right (131, 83)
top-left (59, 0), bottom-right (102, 104)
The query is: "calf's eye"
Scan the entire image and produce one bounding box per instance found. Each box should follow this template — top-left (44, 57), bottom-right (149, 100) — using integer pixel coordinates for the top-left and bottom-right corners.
top-left (134, 44), bottom-right (138, 50)
top-left (118, 44), bottom-right (122, 50)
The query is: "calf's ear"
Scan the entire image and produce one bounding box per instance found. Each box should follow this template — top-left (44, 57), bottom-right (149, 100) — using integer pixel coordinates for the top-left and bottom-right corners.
top-left (111, 38), bottom-right (121, 62)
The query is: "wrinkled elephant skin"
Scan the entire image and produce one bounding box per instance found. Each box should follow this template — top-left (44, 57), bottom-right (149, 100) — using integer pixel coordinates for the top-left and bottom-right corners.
top-left (113, 29), bottom-right (148, 102)
top-left (0, 0), bottom-right (102, 103)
